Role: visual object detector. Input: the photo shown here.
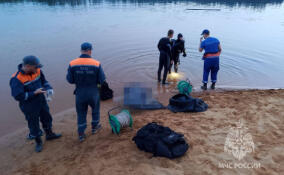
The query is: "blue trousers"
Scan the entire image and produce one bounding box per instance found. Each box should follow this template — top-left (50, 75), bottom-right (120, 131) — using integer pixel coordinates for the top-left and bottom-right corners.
top-left (21, 98), bottom-right (52, 139)
top-left (203, 57), bottom-right (219, 83)
top-left (75, 88), bottom-right (100, 134)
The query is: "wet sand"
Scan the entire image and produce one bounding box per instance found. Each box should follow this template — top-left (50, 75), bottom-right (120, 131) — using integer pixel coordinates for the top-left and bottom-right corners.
top-left (0, 89), bottom-right (283, 175)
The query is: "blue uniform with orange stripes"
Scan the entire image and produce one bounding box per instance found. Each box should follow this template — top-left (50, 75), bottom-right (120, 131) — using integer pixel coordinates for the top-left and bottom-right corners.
top-left (66, 54), bottom-right (106, 134)
top-left (10, 64), bottom-right (53, 139)
top-left (200, 37), bottom-right (221, 83)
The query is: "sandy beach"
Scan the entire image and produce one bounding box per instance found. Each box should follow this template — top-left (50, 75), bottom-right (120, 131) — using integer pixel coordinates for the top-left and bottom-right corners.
top-left (0, 89), bottom-right (283, 175)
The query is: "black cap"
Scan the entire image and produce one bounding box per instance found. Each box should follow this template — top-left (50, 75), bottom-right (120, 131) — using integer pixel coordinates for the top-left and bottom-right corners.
top-left (23, 55), bottom-right (42, 68)
top-left (81, 42), bottom-right (93, 51)
top-left (201, 29), bottom-right (210, 35)
top-left (177, 33), bottom-right (183, 39)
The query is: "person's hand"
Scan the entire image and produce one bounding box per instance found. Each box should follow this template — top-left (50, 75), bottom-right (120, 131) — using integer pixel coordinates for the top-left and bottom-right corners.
top-left (34, 88), bottom-right (46, 95)
top-left (171, 60), bottom-right (174, 64)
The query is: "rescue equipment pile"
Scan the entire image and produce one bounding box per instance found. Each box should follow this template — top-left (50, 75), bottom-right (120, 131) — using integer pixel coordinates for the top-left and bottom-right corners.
top-left (168, 80), bottom-right (208, 113)
top-left (132, 122), bottom-right (189, 159)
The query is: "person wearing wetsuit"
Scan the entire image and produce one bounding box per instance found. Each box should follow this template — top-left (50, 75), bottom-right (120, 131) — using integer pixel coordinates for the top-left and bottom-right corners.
top-left (169, 33), bottom-right (187, 74)
top-left (157, 29), bottom-right (174, 85)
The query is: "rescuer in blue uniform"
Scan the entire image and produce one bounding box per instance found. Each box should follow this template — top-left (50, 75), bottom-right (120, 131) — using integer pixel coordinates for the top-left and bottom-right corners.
top-left (199, 29), bottom-right (222, 90)
top-left (67, 42), bottom-right (106, 142)
top-left (10, 56), bottom-right (62, 152)
top-left (157, 29), bottom-right (174, 85)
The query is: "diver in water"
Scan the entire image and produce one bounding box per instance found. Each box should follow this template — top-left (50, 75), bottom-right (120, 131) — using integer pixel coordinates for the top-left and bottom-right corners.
top-left (169, 33), bottom-right (187, 74)
top-left (157, 29), bottom-right (174, 85)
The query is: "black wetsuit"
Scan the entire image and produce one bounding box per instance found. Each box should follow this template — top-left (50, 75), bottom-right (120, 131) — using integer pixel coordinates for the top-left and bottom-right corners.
top-left (169, 39), bottom-right (186, 73)
top-left (157, 37), bottom-right (172, 83)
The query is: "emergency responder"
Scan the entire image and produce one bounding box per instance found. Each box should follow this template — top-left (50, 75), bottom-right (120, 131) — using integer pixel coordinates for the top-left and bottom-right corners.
top-left (169, 33), bottom-right (187, 74)
top-left (10, 56), bottom-right (62, 152)
top-left (157, 29), bottom-right (174, 85)
top-left (199, 29), bottom-right (222, 90)
top-left (66, 42), bottom-right (106, 142)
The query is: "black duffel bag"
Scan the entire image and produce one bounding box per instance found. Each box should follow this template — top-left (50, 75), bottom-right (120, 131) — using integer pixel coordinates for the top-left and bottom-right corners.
top-left (132, 122), bottom-right (189, 159)
top-left (168, 94), bottom-right (208, 113)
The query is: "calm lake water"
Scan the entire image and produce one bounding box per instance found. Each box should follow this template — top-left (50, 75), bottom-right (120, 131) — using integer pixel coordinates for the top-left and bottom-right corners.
top-left (0, 0), bottom-right (284, 137)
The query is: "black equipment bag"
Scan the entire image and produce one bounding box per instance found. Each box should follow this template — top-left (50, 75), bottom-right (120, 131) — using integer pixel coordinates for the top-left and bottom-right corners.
top-left (167, 94), bottom-right (208, 113)
top-left (132, 122), bottom-right (189, 159)
top-left (100, 81), bottom-right (113, 101)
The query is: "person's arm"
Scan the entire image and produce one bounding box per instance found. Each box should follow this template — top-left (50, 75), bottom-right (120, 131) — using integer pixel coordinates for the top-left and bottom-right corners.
top-left (10, 78), bottom-right (32, 101)
top-left (199, 37), bottom-right (204, 52)
top-left (182, 40), bottom-right (187, 57)
top-left (97, 65), bottom-right (106, 85)
top-left (167, 42), bottom-right (172, 57)
top-left (218, 44), bottom-right (222, 53)
top-left (10, 78), bottom-right (44, 101)
top-left (40, 70), bottom-right (52, 90)
top-left (66, 65), bottom-right (75, 84)
top-left (157, 38), bottom-right (162, 51)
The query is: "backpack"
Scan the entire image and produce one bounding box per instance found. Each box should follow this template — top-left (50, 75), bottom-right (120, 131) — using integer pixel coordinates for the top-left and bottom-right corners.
top-left (100, 81), bottom-right (113, 101)
top-left (132, 122), bottom-right (189, 159)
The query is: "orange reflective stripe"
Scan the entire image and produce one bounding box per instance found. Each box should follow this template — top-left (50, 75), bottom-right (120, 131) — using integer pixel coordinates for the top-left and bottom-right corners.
top-left (70, 58), bottom-right (100, 67)
top-left (204, 52), bottom-right (221, 58)
top-left (14, 68), bottom-right (41, 84)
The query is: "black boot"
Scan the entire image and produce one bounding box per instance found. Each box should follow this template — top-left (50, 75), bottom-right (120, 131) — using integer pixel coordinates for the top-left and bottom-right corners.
top-left (79, 132), bottom-right (86, 142)
top-left (174, 65), bottom-right (178, 73)
top-left (45, 129), bottom-right (62, 141)
top-left (211, 82), bottom-right (216, 90)
top-left (92, 124), bottom-right (102, 135)
top-left (169, 63), bottom-right (172, 74)
top-left (35, 137), bottom-right (43, 152)
top-left (162, 81), bottom-right (170, 85)
top-left (201, 83), bottom-right (207, 90)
